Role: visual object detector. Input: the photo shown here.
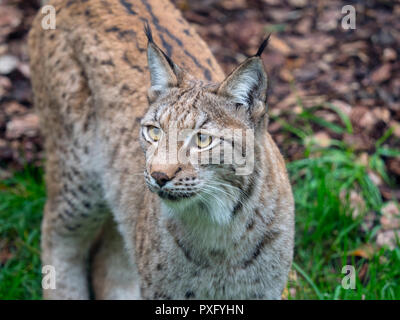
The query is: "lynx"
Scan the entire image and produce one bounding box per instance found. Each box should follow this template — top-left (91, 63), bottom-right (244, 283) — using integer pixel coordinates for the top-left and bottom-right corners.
top-left (29, 0), bottom-right (294, 299)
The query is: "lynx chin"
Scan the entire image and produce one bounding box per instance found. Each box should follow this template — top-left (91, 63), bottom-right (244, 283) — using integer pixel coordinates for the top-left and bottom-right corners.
top-left (29, 0), bottom-right (294, 300)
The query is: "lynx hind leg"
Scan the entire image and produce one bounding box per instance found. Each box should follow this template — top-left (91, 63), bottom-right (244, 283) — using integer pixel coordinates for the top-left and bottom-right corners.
top-left (41, 157), bottom-right (109, 299)
top-left (90, 218), bottom-right (141, 300)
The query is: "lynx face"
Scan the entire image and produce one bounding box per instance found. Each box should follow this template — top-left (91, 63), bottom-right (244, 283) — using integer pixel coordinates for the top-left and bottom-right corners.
top-left (140, 26), bottom-right (269, 223)
top-left (141, 86), bottom-right (244, 210)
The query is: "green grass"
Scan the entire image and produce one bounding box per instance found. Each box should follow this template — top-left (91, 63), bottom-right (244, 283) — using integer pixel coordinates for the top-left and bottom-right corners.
top-left (0, 167), bottom-right (45, 299)
top-left (287, 148), bottom-right (400, 299)
top-left (0, 104), bottom-right (399, 299)
top-left (276, 102), bottom-right (400, 299)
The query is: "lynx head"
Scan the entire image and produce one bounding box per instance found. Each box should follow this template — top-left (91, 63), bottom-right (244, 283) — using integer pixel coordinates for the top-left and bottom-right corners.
top-left (140, 24), bottom-right (270, 224)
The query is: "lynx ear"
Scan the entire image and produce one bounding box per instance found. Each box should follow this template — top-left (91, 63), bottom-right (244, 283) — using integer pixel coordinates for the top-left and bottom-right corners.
top-left (145, 23), bottom-right (181, 99)
top-left (217, 36), bottom-right (270, 111)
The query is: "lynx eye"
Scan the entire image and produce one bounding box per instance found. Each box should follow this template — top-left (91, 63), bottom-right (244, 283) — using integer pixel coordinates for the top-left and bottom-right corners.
top-left (146, 126), bottom-right (162, 142)
top-left (195, 133), bottom-right (212, 149)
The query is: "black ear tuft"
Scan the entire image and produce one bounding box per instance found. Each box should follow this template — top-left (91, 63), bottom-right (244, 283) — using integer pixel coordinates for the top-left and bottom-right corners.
top-left (144, 20), bottom-right (153, 43)
top-left (144, 21), bottom-right (175, 70)
top-left (255, 34), bottom-right (271, 57)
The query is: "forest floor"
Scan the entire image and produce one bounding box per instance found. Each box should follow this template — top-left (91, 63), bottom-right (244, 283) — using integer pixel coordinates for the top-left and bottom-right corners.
top-left (0, 0), bottom-right (399, 299)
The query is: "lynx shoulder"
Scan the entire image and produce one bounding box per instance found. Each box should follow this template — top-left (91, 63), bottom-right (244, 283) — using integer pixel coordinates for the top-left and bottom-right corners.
top-left (29, 0), bottom-right (294, 300)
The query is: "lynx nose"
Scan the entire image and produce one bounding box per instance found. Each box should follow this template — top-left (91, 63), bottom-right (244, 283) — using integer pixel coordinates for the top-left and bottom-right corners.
top-left (151, 171), bottom-right (171, 187)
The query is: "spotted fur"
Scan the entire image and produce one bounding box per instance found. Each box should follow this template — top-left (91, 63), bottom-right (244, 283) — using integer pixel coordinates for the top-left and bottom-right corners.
top-left (29, 0), bottom-right (294, 300)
